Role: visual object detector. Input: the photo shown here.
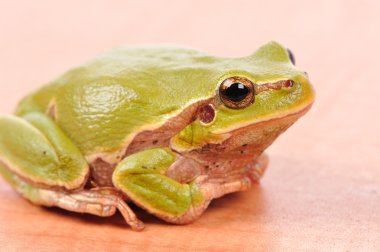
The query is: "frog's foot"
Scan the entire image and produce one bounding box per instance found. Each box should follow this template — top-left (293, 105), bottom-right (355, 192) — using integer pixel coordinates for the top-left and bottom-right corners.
top-left (38, 188), bottom-right (145, 231)
top-left (247, 153), bottom-right (269, 183)
top-left (161, 176), bottom-right (252, 224)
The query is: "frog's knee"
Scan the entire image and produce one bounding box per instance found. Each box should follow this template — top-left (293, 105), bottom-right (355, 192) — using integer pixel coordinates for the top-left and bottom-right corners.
top-left (0, 114), bottom-right (88, 190)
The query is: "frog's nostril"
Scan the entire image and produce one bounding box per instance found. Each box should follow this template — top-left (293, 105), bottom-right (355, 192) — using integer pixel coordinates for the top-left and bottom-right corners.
top-left (287, 48), bottom-right (296, 65)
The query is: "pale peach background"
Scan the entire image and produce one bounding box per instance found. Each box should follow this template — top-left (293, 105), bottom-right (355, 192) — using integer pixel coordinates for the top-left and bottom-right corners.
top-left (0, 0), bottom-right (380, 251)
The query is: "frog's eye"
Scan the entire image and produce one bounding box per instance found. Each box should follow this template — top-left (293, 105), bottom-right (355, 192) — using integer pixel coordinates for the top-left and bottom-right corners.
top-left (287, 48), bottom-right (296, 65)
top-left (219, 77), bottom-right (255, 109)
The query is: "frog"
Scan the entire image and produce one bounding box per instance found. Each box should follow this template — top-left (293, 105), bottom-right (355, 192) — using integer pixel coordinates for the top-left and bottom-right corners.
top-left (0, 41), bottom-right (315, 231)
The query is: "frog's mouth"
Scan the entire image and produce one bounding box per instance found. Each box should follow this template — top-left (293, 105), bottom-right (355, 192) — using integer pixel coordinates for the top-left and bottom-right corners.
top-left (171, 101), bottom-right (312, 155)
top-left (214, 100), bottom-right (313, 136)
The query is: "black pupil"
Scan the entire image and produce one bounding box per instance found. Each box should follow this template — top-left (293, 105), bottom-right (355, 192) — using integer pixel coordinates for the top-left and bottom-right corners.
top-left (224, 83), bottom-right (249, 102)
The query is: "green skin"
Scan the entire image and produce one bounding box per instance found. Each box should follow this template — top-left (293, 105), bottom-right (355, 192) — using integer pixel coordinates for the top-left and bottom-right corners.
top-left (0, 42), bottom-right (314, 230)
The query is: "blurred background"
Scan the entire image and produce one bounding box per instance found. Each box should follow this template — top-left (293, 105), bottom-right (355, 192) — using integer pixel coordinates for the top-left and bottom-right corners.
top-left (0, 0), bottom-right (378, 113)
top-left (0, 0), bottom-right (379, 250)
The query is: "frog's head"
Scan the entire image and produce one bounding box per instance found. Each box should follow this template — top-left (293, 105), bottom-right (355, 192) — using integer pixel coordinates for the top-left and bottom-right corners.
top-left (170, 41), bottom-right (315, 164)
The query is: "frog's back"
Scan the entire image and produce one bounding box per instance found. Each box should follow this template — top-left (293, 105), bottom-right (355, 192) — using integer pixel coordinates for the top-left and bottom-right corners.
top-left (15, 46), bottom-right (225, 156)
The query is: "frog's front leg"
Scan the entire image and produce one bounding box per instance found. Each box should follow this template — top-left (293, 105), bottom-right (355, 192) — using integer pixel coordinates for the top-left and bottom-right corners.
top-left (112, 148), bottom-right (252, 224)
top-left (113, 148), bottom-right (204, 223)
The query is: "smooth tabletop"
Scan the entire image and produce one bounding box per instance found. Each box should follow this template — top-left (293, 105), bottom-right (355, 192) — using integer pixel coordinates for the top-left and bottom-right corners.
top-left (0, 1), bottom-right (379, 251)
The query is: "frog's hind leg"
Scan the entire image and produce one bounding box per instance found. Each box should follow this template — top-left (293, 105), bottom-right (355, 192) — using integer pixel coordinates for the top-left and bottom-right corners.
top-left (0, 113), bottom-right (143, 230)
top-left (0, 113), bottom-right (89, 190)
top-left (0, 164), bottom-right (144, 230)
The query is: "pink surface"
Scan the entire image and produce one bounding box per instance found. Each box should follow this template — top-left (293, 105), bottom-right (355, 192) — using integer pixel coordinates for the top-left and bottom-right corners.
top-left (0, 0), bottom-right (380, 251)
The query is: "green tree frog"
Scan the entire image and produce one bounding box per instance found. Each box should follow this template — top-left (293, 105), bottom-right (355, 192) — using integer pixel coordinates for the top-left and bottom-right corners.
top-left (0, 42), bottom-right (314, 230)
